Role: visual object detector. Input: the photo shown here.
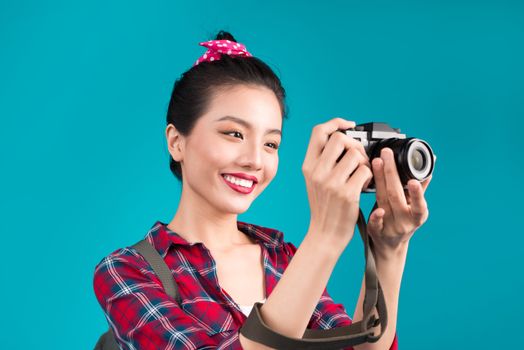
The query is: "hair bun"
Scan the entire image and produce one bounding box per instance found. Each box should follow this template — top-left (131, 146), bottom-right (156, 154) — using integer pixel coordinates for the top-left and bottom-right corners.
top-left (214, 30), bottom-right (237, 42)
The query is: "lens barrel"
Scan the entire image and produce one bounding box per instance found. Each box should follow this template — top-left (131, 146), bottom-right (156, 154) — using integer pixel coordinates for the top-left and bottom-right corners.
top-left (367, 137), bottom-right (434, 189)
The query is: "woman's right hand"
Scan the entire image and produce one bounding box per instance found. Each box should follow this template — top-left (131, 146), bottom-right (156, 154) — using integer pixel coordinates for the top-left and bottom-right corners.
top-left (302, 117), bottom-right (372, 250)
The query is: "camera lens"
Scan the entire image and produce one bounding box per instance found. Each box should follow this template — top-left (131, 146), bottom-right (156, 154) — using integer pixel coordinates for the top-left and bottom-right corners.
top-left (411, 148), bottom-right (426, 172)
top-left (406, 140), bottom-right (433, 179)
top-left (366, 136), bottom-right (434, 190)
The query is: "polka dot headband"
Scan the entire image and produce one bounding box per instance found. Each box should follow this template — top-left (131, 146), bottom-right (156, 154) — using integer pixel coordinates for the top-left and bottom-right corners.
top-left (193, 39), bottom-right (253, 66)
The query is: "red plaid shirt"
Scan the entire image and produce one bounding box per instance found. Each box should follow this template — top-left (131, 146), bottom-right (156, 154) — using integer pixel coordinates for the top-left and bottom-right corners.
top-left (93, 220), bottom-right (398, 349)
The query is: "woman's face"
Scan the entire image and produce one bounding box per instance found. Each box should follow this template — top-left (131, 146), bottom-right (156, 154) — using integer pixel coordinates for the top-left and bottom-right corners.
top-left (170, 84), bottom-right (282, 215)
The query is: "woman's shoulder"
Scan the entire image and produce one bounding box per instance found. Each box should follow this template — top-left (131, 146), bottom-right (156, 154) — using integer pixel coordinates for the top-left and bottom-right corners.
top-left (92, 240), bottom-right (163, 305)
top-left (93, 245), bottom-right (146, 280)
top-left (93, 220), bottom-right (170, 274)
top-left (93, 232), bottom-right (160, 278)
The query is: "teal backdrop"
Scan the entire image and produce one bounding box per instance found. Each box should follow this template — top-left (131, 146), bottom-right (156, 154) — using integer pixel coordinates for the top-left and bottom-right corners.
top-left (1, 0), bottom-right (522, 349)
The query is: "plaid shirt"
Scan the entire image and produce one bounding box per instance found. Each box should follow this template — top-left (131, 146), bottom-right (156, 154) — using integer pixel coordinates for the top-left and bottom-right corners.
top-left (93, 220), bottom-right (398, 350)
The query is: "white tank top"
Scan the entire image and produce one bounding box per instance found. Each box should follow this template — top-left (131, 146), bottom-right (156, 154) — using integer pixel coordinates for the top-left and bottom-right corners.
top-left (238, 298), bottom-right (267, 316)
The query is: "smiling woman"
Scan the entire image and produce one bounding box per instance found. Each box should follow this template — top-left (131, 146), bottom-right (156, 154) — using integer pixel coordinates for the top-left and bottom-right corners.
top-left (93, 30), bottom-right (400, 350)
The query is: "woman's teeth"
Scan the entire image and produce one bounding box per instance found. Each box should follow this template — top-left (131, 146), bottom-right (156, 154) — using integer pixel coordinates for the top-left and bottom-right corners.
top-left (223, 174), bottom-right (254, 188)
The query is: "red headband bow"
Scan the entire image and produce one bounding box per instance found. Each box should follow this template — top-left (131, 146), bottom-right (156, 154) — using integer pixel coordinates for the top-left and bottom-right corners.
top-left (193, 39), bottom-right (253, 66)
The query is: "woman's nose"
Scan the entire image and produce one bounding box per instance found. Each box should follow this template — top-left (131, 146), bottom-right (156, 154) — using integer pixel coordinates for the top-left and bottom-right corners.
top-left (239, 143), bottom-right (263, 170)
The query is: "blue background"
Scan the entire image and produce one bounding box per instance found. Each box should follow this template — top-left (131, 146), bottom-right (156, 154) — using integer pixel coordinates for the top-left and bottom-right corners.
top-left (1, 1), bottom-right (522, 349)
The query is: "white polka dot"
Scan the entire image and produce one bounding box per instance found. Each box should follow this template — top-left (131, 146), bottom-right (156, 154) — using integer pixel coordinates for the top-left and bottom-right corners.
top-left (227, 49), bottom-right (232, 54)
top-left (218, 49), bottom-right (222, 53)
top-left (204, 53), bottom-right (207, 58)
top-left (210, 57), bottom-right (214, 61)
top-left (227, 40), bottom-right (231, 43)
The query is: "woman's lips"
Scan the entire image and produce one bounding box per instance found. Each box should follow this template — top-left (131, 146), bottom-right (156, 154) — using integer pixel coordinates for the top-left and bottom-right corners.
top-left (221, 175), bottom-right (256, 194)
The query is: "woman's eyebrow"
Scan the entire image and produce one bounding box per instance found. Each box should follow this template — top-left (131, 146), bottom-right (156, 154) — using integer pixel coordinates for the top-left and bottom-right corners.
top-left (215, 115), bottom-right (281, 136)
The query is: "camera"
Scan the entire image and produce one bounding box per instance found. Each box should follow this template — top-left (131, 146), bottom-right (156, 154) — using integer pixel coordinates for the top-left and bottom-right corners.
top-left (343, 122), bottom-right (435, 193)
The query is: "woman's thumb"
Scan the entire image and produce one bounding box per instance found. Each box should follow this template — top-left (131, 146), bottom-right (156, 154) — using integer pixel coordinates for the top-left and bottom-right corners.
top-left (367, 207), bottom-right (385, 235)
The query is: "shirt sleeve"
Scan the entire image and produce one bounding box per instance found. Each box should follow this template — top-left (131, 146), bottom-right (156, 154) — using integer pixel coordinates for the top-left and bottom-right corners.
top-left (93, 248), bottom-right (244, 350)
top-left (285, 241), bottom-right (399, 350)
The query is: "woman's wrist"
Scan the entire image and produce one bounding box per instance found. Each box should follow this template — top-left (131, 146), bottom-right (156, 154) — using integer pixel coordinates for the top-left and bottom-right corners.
top-left (305, 225), bottom-right (351, 259)
top-left (372, 237), bottom-right (410, 262)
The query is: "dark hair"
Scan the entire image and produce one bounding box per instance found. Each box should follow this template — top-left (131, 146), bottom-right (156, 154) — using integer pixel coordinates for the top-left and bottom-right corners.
top-left (166, 30), bottom-right (288, 182)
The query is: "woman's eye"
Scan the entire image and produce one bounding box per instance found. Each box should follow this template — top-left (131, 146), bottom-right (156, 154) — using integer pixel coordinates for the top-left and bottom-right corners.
top-left (223, 131), bottom-right (279, 150)
top-left (224, 131), bottom-right (243, 139)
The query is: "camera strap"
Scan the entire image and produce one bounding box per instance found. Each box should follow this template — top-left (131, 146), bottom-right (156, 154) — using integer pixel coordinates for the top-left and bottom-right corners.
top-left (239, 202), bottom-right (388, 349)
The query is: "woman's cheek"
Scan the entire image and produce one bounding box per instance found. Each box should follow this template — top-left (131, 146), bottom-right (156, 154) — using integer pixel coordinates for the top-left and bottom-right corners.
top-left (207, 141), bottom-right (233, 163)
top-left (265, 153), bottom-right (279, 183)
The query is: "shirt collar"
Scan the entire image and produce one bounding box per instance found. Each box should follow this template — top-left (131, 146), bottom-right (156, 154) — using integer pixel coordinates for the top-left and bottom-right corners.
top-left (145, 220), bottom-right (284, 258)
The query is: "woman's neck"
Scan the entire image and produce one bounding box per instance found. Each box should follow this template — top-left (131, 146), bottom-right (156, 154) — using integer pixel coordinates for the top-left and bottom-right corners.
top-left (167, 187), bottom-right (254, 250)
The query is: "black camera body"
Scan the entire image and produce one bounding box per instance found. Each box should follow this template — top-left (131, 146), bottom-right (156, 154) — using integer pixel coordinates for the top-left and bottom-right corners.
top-left (344, 122), bottom-right (435, 193)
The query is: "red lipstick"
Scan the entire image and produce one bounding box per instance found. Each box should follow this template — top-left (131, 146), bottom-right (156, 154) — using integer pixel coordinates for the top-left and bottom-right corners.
top-left (221, 174), bottom-right (257, 194)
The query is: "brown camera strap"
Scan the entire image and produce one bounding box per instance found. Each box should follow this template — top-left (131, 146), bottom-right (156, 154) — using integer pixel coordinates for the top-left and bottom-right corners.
top-left (239, 203), bottom-right (388, 349)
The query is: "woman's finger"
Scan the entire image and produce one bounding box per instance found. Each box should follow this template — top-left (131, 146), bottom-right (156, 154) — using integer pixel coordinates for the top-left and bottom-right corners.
top-left (420, 175), bottom-right (432, 194)
top-left (367, 207), bottom-right (385, 235)
top-left (331, 148), bottom-right (369, 186)
top-left (404, 188), bottom-right (412, 205)
top-left (371, 157), bottom-right (392, 214)
top-left (315, 131), bottom-right (370, 180)
top-left (405, 174), bottom-right (432, 205)
top-left (382, 148), bottom-right (409, 217)
top-left (407, 179), bottom-right (428, 226)
top-left (345, 164), bottom-right (373, 196)
top-left (302, 118), bottom-right (356, 172)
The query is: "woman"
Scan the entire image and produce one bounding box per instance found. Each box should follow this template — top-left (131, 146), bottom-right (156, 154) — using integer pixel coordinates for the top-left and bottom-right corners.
top-left (93, 30), bottom-right (431, 350)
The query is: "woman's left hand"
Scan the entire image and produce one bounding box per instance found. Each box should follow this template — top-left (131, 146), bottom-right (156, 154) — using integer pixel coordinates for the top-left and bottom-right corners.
top-left (366, 147), bottom-right (433, 252)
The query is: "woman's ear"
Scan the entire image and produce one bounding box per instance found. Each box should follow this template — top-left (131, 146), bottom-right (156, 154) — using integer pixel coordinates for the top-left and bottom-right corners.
top-left (166, 124), bottom-right (185, 162)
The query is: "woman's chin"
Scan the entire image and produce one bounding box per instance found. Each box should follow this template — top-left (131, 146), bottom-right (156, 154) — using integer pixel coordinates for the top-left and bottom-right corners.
top-left (220, 201), bottom-right (252, 215)
top-left (216, 176), bottom-right (260, 213)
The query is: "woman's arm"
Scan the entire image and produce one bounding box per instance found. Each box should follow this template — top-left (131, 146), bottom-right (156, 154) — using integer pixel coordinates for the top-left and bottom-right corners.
top-left (239, 229), bottom-right (345, 349)
top-left (240, 229), bottom-right (400, 350)
top-left (350, 147), bottom-right (433, 350)
top-left (352, 242), bottom-right (408, 350)
top-left (240, 118), bottom-right (389, 349)
top-left (241, 120), bottom-right (423, 350)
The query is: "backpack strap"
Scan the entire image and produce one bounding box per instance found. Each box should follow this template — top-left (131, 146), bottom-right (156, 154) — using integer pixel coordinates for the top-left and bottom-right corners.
top-left (94, 239), bottom-right (182, 350)
top-left (131, 239), bottom-right (182, 305)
